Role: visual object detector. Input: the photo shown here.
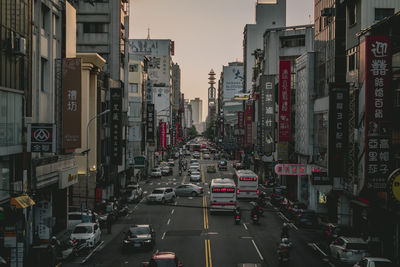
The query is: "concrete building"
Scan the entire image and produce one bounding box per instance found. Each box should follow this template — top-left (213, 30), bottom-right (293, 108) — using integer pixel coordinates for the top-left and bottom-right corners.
top-left (184, 99), bottom-right (193, 132)
top-left (190, 98), bottom-right (203, 124)
top-left (243, 0), bottom-right (286, 93)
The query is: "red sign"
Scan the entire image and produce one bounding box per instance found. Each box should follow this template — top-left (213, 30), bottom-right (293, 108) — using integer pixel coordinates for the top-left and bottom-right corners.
top-left (278, 61), bottom-right (291, 142)
top-left (274, 164), bottom-right (306, 176)
top-left (160, 122), bottom-right (167, 150)
top-left (244, 102), bottom-right (253, 147)
top-left (95, 188), bottom-right (102, 202)
top-left (364, 36), bottom-right (392, 191)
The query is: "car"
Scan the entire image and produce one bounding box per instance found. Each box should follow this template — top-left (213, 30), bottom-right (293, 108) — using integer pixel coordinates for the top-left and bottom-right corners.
top-left (207, 165), bottom-right (216, 173)
top-left (70, 222), bottom-right (101, 248)
top-left (147, 188), bottom-right (176, 204)
top-left (67, 211), bottom-right (98, 230)
top-left (168, 159), bottom-right (175, 166)
top-left (294, 209), bottom-right (319, 228)
top-left (190, 171), bottom-right (201, 182)
top-left (126, 184), bottom-right (143, 203)
top-left (218, 160), bottom-right (227, 171)
top-left (151, 168), bottom-right (162, 178)
top-left (174, 184), bottom-right (203, 197)
top-left (184, 150), bottom-right (191, 156)
top-left (142, 251), bottom-right (183, 267)
top-left (188, 165), bottom-right (200, 175)
top-left (203, 153), bottom-right (210, 159)
top-left (190, 159), bottom-right (199, 165)
top-left (161, 166), bottom-right (173, 176)
top-left (122, 224), bottom-right (155, 251)
top-left (235, 162), bottom-right (244, 170)
top-left (193, 152), bottom-right (200, 158)
top-left (353, 257), bottom-right (394, 267)
top-left (329, 237), bottom-right (369, 264)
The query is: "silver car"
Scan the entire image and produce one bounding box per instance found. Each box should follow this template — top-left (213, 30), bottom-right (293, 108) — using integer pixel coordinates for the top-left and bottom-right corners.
top-left (174, 184), bottom-right (203, 197)
top-left (190, 171), bottom-right (201, 182)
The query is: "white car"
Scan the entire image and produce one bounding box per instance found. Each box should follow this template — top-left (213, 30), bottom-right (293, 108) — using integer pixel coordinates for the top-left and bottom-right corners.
top-left (188, 165), bottom-right (200, 175)
top-left (353, 257), bottom-right (393, 267)
top-left (146, 188), bottom-right (176, 204)
top-left (330, 237), bottom-right (369, 264)
top-left (190, 171), bottom-right (201, 182)
top-left (151, 168), bottom-right (162, 178)
top-left (67, 211), bottom-right (97, 230)
top-left (70, 222), bottom-right (101, 248)
top-left (203, 153), bottom-right (210, 159)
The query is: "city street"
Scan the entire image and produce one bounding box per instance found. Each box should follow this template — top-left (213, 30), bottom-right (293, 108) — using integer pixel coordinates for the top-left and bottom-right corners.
top-left (62, 156), bottom-right (332, 267)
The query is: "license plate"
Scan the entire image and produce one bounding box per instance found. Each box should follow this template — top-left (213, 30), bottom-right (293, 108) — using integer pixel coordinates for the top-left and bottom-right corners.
top-left (134, 243), bottom-right (141, 247)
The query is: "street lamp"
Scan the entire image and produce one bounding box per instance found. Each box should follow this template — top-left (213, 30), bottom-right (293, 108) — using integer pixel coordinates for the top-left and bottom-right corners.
top-left (86, 109), bottom-right (110, 209)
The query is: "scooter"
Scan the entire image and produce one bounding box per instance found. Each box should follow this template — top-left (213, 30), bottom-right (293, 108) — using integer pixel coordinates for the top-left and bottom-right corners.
top-left (72, 239), bottom-right (89, 257)
top-left (251, 213), bottom-right (259, 224)
top-left (234, 211), bottom-right (241, 225)
top-left (56, 240), bottom-right (76, 261)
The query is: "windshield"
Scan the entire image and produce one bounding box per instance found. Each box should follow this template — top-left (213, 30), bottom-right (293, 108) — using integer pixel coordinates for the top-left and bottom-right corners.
top-left (73, 226), bottom-right (93, 234)
top-left (191, 172), bottom-right (200, 175)
top-left (152, 190), bottom-right (164, 194)
top-left (129, 227), bottom-right (150, 235)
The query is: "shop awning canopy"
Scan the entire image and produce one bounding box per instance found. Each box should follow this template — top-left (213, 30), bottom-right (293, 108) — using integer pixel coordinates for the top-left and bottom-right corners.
top-left (11, 195), bottom-right (35, 209)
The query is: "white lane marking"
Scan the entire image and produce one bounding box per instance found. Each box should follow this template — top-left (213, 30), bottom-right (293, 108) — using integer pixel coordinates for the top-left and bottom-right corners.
top-left (278, 212), bottom-right (290, 222)
top-left (289, 222), bottom-right (298, 230)
top-left (161, 232), bottom-right (166, 240)
top-left (144, 191), bottom-right (148, 194)
top-left (167, 218), bottom-right (171, 225)
top-left (133, 198), bottom-right (145, 211)
top-left (243, 223), bottom-right (248, 230)
top-left (82, 240), bottom-right (104, 263)
top-left (251, 239), bottom-right (264, 261)
top-left (171, 209), bottom-right (175, 214)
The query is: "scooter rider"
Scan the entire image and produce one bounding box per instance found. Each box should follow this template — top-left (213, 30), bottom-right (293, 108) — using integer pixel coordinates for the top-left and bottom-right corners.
top-left (277, 237), bottom-right (290, 261)
top-left (233, 206), bottom-right (241, 221)
top-left (281, 222), bottom-right (289, 238)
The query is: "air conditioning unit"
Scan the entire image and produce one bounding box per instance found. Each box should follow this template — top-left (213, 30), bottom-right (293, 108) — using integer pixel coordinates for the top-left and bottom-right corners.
top-left (15, 37), bottom-right (26, 55)
top-left (321, 8), bottom-right (334, 17)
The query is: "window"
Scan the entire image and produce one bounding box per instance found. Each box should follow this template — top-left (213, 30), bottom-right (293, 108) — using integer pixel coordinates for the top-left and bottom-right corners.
top-left (375, 8), bottom-right (394, 21)
top-left (83, 23), bottom-right (108, 33)
top-left (129, 64), bottom-right (138, 72)
top-left (348, 3), bottom-right (356, 25)
top-left (281, 36), bottom-right (305, 48)
top-left (41, 58), bottom-right (48, 92)
top-left (129, 83), bottom-right (138, 93)
top-left (348, 53), bottom-right (357, 72)
top-left (129, 102), bottom-right (141, 118)
top-left (41, 4), bottom-right (50, 32)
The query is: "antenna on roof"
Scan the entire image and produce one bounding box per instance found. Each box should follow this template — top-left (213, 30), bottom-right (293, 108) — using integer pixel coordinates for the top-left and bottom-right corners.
top-left (147, 27), bottom-right (151, 39)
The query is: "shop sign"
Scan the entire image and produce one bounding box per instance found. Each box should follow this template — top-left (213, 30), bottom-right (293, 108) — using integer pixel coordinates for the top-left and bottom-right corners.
top-left (147, 104), bottom-right (155, 141)
top-left (4, 228), bottom-right (16, 247)
top-left (244, 101), bottom-right (253, 147)
top-left (134, 156), bottom-right (146, 169)
top-left (28, 123), bottom-right (56, 153)
top-left (277, 142), bottom-right (288, 161)
top-left (364, 36), bottom-right (392, 191)
top-left (311, 171), bottom-right (330, 185)
top-left (274, 164), bottom-right (306, 176)
top-left (328, 84), bottom-right (349, 183)
top-left (237, 111), bottom-right (244, 128)
top-left (62, 58), bottom-right (82, 149)
top-left (110, 88), bottom-right (122, 165)
top-left (387, 168), bottom-right (400, 204)
top-left (278, 60), bottom-right (291, 142)
top-left (58, 166), bottom-right (78, 189)
top-left (35, 200), bottom-right (52, 240)
top-left (160, 122), bottom-right (167, 150)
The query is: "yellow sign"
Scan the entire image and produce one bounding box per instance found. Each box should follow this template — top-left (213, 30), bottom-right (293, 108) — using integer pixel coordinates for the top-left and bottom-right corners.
top-left (391, 173), bottom-right (400, 202)
top-left (11, 195), bottom-right (35, 209)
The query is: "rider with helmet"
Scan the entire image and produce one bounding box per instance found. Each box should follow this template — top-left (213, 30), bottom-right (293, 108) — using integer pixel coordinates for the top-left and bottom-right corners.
top-left (281, 222), bottom-right (289, 238)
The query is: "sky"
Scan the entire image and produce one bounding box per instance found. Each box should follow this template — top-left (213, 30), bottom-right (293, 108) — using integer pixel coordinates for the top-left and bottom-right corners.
top-left (129, 0), bottom-right (314, 120)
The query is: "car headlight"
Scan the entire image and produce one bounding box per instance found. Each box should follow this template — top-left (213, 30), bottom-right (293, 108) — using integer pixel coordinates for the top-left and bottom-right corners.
top-left (123, 240), bottom-right (131, 244)
top-left (144, 240), bottom-right (152, 243)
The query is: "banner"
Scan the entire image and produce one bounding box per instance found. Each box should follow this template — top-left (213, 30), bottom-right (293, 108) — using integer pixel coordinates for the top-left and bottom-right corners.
top-left (278, 61), bottom-right (291, 142)
top-left (244, 101), bottom-right (253, 147)
top-left (260, 75), bottom-right (275, 155)
top-left (237, 111), bottom-right (244, 128)
top-left (160, 122), bottom-right (167, 150)
top-left (62, 58), bottom-right (82, 149)
top-left (364, 36), bottom-right (392, 191)
top-left (328, 84), bottom-right (349, 184)
top-left (147, 104), bottom-right (155, 141)
top-left (110, 88), bottom-right (122, 165)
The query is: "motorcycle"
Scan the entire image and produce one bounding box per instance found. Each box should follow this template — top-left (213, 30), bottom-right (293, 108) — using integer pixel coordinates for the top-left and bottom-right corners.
top-left (233, 210), bottom-right (241, 225)
top-left (56, 240), bottom-right (76, 261)
top-left (251, 213), bottom-right (259, 224)
top-left (277, 240), bottom-right (291, 265)
top-left (72, 239), bottom-right (89, 257)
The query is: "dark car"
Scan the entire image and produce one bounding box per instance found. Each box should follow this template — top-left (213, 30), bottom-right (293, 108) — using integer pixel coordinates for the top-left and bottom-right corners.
top-left (218, 160), bottom-right (227, 171)
top-left (122, 224), bottom-right (155, 251)
top-left (295, 209), bottom-right (319, 228)
top-left (142, 252), bottom-right (183, 267)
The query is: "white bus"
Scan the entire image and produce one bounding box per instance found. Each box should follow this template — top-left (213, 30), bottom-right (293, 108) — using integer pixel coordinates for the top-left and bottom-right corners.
top-left (233, 169), bottom-right (259, 199)
top-left (209, 178), bottom-right (237, 213)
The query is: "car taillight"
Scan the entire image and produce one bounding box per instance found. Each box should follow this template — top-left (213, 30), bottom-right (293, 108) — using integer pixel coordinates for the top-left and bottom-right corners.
top-left (236, 216), bottom-right (240, 219)
top-left (257, 189), bottom-right (259, 195)
top-left (237, 189), bottom-right (239, 194)
top-left (297, 214), bottom-right (302, 217)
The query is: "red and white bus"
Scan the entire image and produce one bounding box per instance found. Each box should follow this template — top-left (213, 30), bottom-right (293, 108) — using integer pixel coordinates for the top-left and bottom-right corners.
top-left (233, 169), bottom-right (259, 199)
top-left (209, 178), bottom-right (237, 213)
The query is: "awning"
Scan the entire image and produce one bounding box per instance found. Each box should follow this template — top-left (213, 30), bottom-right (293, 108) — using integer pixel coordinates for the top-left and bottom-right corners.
top-left (351, 199), bottom-right (369, 208)
top-left (11, 195), bottom-right (35, 209)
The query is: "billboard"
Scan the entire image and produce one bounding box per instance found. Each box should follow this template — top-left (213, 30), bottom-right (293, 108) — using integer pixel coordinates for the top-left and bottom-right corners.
top-left (110, 88), bottom-right (122, 165)
top-left (364, 36), bottom-right (392, 191)
top-left (260, 75), bottom-right (275, 155)
top-left (328, 85), bottom-right (349, 185)
top-left (160, 122), bottom-right (167, 150)
top-left (223, 65), bottom-right (244, 100)
top-left (147, 104), bottom-right (155, 141)
top-left (278, 60), bottom-right (291, 142)
top-left (62, 58), bottom-right (82, 149)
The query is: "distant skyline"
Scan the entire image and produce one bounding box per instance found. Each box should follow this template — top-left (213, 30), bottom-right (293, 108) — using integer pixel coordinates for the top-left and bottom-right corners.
top-left (129, 0), bottom-right (314, 120)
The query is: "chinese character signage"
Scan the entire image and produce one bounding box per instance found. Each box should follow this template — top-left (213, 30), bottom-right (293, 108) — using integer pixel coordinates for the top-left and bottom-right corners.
top-left (160, 122), bottom-right (167, 150)
top-left (260, 75), bottom-right (275, 155)
top-left (278, 61), bottom-right (291, 142)
top-left (244, 101), bottom-right (253, 147)
top-left (110, 88), bottom-right (122, 165)
top-left (147, 104), bottom-right (155, 141)
top-left (364, 36), bottom-right (392, 191)
top-left (146, 80), bottom-right (153, 103)
top-left (237, 111), bottom-right (244, 128)
top-left (274, 164), bottom-right (306, 176)
top-left (62, 58), bottom-right (82, 149)
top-left (328, 85), bottom-right (349, 184)
top-left (28, 124), bottom-right (56, 153)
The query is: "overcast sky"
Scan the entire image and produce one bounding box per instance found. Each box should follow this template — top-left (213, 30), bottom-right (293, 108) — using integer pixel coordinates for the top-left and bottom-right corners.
top-left (129, 0), bottom-right (314, 120)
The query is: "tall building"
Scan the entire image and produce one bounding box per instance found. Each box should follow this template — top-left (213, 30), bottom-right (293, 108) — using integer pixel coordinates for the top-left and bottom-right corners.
top-left (172, 63), bottom-right (181, 145)
top-left (190, 98), bottom-right (203, 133)
top-left (243, 0), bottom-right (286, 93)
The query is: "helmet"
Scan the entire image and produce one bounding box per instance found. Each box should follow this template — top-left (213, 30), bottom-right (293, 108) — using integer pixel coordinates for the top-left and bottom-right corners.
top-left (51, 236), bottom-right (57, 241)
top-left (281, 238), bottom-right (288, 243)
top-left (283, 223), bottom-right (288, 227)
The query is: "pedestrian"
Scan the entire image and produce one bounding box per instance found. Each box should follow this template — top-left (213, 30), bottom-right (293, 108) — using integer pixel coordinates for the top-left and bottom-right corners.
top-left (106, 214), bottom-right (112, 234)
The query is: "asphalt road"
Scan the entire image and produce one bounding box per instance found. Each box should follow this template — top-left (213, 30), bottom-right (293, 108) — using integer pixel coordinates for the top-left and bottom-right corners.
top-left (63, 155), bottom-right (335, 267)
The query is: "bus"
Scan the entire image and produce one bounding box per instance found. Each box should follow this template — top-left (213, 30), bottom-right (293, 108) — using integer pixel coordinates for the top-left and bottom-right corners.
top-left (209, 178), bottom-right (237, 213)
top-left (233, 169), bottom-right (259, 199)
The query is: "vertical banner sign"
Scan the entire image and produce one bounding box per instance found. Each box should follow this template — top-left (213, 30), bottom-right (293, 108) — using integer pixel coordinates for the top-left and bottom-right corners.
top-left (244, 101), bottom-right (253, 147)
top-left (175, 122), bottom-right (179, 144)
top-left (160, 122), bottom-right (167, 150)
top-left (278, 61), bottom-right (291, 142)
top-left (62, 58), bottom-right (82, 149)
top-left (364, 36), bottom-right (392, 191)
top-left (110, 88), bottom-right (122, 165)
top-left (328, 85), bottom-right (349, 184)
top-left (237, 111), bottom-right (244, 128)
top-left (146, 104), bottom-right (155, 141)
top-left (261, 75), bottom-right (275, 155)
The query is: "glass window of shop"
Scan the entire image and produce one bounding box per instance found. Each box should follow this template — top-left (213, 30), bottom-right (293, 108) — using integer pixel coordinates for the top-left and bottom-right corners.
top-left (0, 91), bottom-right (23, 147)
top-left (313, 112), bottom-right (328, 167)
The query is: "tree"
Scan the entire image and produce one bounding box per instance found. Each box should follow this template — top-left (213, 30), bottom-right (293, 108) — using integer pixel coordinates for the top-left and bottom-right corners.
top-left (188, 125), bottom-right (198, 138)
top-left (205, 119), bottom-right (215, 139)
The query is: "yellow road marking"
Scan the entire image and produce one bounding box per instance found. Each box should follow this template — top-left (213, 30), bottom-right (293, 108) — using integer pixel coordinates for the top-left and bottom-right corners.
top-left (205, 239), bottom-right (209, 267)
top-left (202, 195), bottom-right (208, 229)
top-left (208, 239), bottom-right (212, 267)
top-left (204, 239), bottom-right (212, 267)
top-left (201, 165), bottom-right (205, 183)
